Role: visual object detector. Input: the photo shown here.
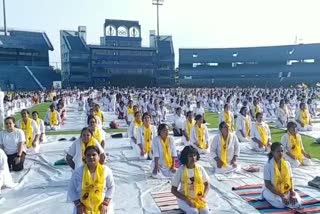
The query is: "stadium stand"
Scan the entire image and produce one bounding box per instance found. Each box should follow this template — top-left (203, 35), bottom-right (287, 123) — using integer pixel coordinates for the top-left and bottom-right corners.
top-left (0, 29), bottom-right (60, 90)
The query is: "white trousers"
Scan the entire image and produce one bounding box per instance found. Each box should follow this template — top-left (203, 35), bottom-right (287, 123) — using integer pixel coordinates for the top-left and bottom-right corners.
top-left (251, 141), bottom-right (270, 153)
top-left (72, 202), bottom-right (114, 214)
top-left (210, 159), bottom-right (240, 174)
top-left (46, 125), bottom-right (60, 131)
top-left (236, 131), bottom-right (251, 142)
top-left (297, 124), bottom-right (313, 132)
top-left (275, 120), bottom-right (287, 128)
top-left (262, 188), bottom-right (301, 209)
top-left (284, 154), bottom-right (313, 168)
top-left (177, 198), bottom-right (209, 214)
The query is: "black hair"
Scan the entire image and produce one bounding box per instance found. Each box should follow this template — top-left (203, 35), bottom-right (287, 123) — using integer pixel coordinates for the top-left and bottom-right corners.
top-left (134, 111), bottom-right (141, 117)
top-left (157, 123), bottom-right (168, 136)
top-left (21, 109), bottom-right (30, 115)
top-left (240, 106), bottom-right (247, 115)
top-left (180, 145), bottom-right (200, 165)
top-left (186, 111), bottom-right (193, 117)
top-left (256, 112), bottom-right (263, 119)
top-left (84, 145), bottom-right (101, 156)
top-left (287, 121), bottom-right (297, 131)
top-left (32, 111), bottom-right (39, 116)
top-left (81, 127), bottom-right (93, 136)
top-left (87, 115), bottom-right (97, 125)
top-left (195, 114), bottom-right (202, 121)
top-left (299, 102), bottom-right (306, 109)
top-left (5, 116), bottom-right (15, 124)
top-left (224, 103), bottom-right (229, 109)
top-left (142, 112), bottom-right (150, 120)
top-left (218, 121), bottom-right (228, 131)
top-left (267, 142), bottom-right (282, 161)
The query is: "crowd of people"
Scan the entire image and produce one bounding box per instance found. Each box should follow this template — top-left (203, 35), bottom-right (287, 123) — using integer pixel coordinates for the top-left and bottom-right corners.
top-left (0, 87), bottom-right (319, 213)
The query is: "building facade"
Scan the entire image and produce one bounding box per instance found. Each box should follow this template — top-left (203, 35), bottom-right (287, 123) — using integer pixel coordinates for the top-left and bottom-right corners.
top-left (61, 19), bottom-right (175, 88)
top-left (0, 29), bottom-right (59, 90)
top-left (179, 44), bottom-right (320, 87)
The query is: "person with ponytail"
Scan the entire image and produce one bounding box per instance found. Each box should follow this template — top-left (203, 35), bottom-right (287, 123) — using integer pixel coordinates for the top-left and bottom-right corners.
top-left (236, 107), bottom-right (251, 142)
top-left (171, 146), bottom-right (210, 214)
top-left (66, 127), bottom-right (105, 170)
top-left (251, 112), bottom-right (272, 152)
top-left (137, 113), bottom-right (157, 160)
top-left (151, 124), bottom-right (177, 178)
top-left (210, 122), bottom-right (240, 173)
top-left (262, 142), bottom-right (301, 209)
top-left (281, 122), bottom-right (312, 168)
top-left (67, 146), bottom-right (115, 214)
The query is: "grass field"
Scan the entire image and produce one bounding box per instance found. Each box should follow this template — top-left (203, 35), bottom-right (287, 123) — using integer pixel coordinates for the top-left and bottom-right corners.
top-left (205, 111), bottom-right (320, 159)
top-left (46, 128), bottom-right (127, 136)
top-left (12, 103), bottom-right (127, 135)
top-left (13, 102), bottom-right (52, 121)
top-left (12, 105), bottom-right (319, 158)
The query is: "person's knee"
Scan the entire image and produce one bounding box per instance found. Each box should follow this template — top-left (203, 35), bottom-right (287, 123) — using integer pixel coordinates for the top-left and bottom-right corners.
top-left (12, 164), bottom-right (24, 171)
top-left (199, 208), bottom-right (209, 214)
top-left (185, 208), bottom-right (199, 214)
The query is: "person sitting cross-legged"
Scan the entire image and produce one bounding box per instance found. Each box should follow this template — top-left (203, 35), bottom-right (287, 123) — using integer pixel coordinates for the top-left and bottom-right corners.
top-left (281, 122), bottom-right (312, 168)
top-left (171, 146), bottom-right (210, 214)
top-left (262, 142), bottom-right (302, 209)
top-left (210, 122), bottom-right (240, 173)
top-left (251, 112), bottom-right (272, 152)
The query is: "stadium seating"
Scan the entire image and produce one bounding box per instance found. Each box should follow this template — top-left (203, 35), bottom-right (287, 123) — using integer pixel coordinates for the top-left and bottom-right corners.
top-left (28, 66), bottom-right (61, 89)
top-left (0, 65), bottom-right (39, 90)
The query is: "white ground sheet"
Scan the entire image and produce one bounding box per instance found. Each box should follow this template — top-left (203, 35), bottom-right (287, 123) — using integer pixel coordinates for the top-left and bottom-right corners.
top-left (1, 105), bottom-right (320, 214)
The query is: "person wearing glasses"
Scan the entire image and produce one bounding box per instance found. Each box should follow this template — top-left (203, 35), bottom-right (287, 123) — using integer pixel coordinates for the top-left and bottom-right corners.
top-left (210, 121), bottom-right (240, 173)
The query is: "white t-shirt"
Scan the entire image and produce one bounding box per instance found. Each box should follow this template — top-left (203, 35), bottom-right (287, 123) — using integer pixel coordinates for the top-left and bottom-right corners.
top-left (173, 115), bottom-right (186, 130)
top-left (0, 129), bottom-right (26, 155)
top-left (171, 164), bottom-right (209, 198)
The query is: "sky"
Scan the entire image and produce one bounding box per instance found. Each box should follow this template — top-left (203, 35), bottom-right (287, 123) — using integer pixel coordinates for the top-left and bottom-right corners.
top-left (2, 0), bottom-right (320, 68)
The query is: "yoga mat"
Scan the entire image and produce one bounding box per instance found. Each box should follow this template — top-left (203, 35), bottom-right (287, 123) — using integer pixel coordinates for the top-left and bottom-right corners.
top-left (232, 184), bottom-right (320, 214)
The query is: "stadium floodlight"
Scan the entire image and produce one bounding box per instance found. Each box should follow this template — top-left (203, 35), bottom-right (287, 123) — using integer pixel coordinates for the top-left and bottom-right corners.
top-left (2, 0), bottom-right (7, 36)
top-left (152, 0), bottom-right (164, 39)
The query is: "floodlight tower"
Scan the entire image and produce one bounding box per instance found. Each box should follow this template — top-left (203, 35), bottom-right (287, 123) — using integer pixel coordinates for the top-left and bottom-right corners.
top-left (2, 0), bottom-right (7, 36)
top-left (152, 0), bottom-right (164, 42)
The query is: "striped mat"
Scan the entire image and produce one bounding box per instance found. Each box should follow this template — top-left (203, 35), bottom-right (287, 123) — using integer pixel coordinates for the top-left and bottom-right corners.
top-left (232, 184), bottom-right (320, 214)
top-left (151, 192), bottom-right (184, 214)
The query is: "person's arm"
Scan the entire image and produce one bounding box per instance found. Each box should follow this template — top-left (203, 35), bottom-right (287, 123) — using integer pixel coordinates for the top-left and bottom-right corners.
top-left (103, 167), bottom-right (115, 206)
top-left (66, 154), bottom-right (75, 170)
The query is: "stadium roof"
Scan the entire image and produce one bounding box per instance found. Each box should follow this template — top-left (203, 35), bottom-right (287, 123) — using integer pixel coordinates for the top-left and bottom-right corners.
top-left (0, 30), bottom-right (54, 51)
top-left (180, 43), bottom-right (320, 63)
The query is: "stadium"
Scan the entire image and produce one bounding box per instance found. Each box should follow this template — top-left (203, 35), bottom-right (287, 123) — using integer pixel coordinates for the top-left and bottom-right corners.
top-left (0, 18), bottom-right (319, 89)
top-left (1, 1), bottom-right (320, 213)
top-left (178, 44), bottom-right (320, 87)
top-left (0, 29), bottom-right (60, 90)
top-left (60, 19), bottom-right (175, 88)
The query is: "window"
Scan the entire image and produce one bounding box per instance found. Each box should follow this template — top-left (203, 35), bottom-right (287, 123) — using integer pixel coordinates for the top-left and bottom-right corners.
top-left (192, 63), bottom-right (201, 68)
top-left (207, 62), bottom-right (218, 67)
